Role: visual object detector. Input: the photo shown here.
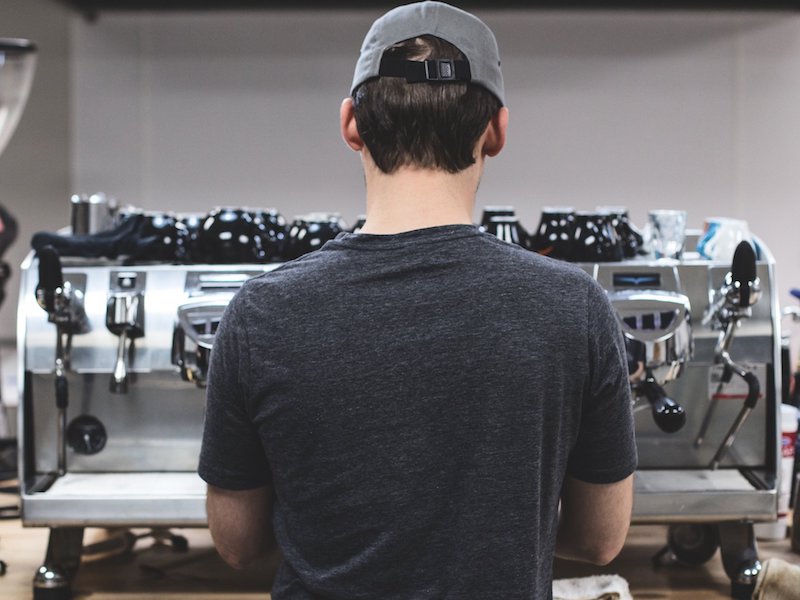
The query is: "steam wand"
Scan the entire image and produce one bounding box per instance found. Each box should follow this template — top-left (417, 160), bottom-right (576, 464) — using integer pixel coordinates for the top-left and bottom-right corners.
top-left (107, 291), bottom-right (143, 394)
top-left (698, 241), bottom-right (761, 469)
top-left (35, 245), bottom-right (89, 476)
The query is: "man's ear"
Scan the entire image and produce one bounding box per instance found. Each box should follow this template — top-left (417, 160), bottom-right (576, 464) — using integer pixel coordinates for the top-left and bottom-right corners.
top-left (482, 106), bottom-right (508, 158)
top-left (340, 98), bottom-right (364, 152)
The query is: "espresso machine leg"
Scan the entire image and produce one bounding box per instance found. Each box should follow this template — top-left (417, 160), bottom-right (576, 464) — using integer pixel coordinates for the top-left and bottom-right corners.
top-left (718, 521), bottom-right (761, 600)
top-left (32, 527), bottom-right (84, 600)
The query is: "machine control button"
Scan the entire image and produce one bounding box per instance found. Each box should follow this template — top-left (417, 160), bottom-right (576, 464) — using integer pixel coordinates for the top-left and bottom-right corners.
top-left (117, 272), bottom-right (138, 290)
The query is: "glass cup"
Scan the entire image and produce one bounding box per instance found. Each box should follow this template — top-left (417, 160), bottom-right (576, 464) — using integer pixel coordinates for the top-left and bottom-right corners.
top-left (649, 209), bottom-right (687, 259)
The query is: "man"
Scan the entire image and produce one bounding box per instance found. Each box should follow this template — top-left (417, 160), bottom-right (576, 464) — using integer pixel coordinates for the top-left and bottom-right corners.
top-left (199, 2), bottom-right (636, 599)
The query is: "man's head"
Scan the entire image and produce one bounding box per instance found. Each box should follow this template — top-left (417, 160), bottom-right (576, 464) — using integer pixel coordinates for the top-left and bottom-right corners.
top-left (343, 2), bottom-right (507, 175)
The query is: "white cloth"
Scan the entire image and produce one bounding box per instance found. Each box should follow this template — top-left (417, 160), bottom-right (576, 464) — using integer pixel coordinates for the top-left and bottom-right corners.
top-left (552, 574), bottom-right (633, 600)
top-left (754, 558), bottom-right (800, 600)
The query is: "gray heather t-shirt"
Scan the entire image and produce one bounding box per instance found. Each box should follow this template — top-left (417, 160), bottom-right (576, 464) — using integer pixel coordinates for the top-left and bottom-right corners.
top-left (199, 224), bottom-right (636, 600)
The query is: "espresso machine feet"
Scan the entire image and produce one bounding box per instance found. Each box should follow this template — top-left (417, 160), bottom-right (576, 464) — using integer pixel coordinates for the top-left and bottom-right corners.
top-left (81, 527), bottom-right (189, 556)
top-left (32, 527), bottom-right (84, 600)
top-left (33, 566), bottom-right (71, 600)
top-left (718, 522), bottom-right (760, 600)
top-left (663, 523), bottom-right (720, 566)
top-left (654, 522), bottom-right (760, 599)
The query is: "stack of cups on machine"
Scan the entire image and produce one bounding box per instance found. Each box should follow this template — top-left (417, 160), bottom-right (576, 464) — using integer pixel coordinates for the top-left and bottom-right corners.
top-left (480, 205), bottom-right (645, 262)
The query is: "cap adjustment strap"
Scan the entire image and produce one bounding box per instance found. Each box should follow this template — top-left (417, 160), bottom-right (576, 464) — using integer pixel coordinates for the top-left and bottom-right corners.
top-left (378, 58), bottom-right (471, 83)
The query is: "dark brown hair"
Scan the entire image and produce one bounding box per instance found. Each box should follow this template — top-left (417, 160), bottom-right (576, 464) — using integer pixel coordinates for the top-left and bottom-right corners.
top-left (352, 35), bottom-right (502, 174)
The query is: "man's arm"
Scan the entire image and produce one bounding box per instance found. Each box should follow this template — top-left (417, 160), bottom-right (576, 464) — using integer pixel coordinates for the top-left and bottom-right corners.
top-left (207, 484), bottom-right (276, 569)
top-left (555, 474), bottom-right (634, 566)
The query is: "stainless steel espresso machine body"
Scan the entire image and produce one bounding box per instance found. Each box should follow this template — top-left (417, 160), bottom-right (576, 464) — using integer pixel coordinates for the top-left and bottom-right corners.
top-left (18, 208), bottom-right (343, 598)
top-left (17, 227), bottom-right (781, 599)
top-left (18, 258), bottom-right (281, 529)
top-left (579, 232), bottom-right (781, 598)
top-left (584, 238), bottom-right (779, 522)
top-left (20, 252), bottom-right (285, 597)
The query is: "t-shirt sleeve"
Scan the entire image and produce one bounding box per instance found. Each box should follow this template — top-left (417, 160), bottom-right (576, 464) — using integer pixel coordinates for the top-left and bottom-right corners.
top-left (567, 279), bottom-right (638, 484)
top-left (198, 290), bottom-right (271, 490)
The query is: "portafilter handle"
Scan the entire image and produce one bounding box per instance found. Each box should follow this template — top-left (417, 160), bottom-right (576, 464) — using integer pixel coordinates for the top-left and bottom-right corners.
top-left (35, 245), bottom-right (90, 337)
top-left (36, 245), bottom-right (63, 315)
top-left (637, 375), bottom-right (686, 434)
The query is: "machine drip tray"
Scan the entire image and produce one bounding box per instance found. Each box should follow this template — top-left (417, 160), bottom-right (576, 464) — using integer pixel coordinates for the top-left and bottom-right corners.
top-left (633, 469), bottom-right (776, 524)
top-left (22, 472), bottom-right (207, 527)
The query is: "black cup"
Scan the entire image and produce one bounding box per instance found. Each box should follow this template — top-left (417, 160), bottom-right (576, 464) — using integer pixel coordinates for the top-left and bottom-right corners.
top-left (485, 215), bottom-right (525, 247)
top-left (285, 213), bottom-right (346, 260)
top-left (114, 211), bottom-right (183, 262)
top-left (571, 211), bottom-right (624, 262)
top-left (196, 207), bottom-right (259, 263)
top-left (529, 207), bottom-right (576, 260)
top-left (598, 207), bottom-right (643, 259)
top-left (175, 213), bottom-right (204, 263)
top-left (249, 208), bottom-right (288, 262)
top-left (480, 205), bottom-right (517, 229)
top-left (481, 206), bottom-right (530, 247)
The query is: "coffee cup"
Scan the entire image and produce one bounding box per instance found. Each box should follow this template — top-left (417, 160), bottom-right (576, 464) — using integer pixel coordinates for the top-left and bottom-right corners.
top-left (696, 217), bottom-right (753, 263)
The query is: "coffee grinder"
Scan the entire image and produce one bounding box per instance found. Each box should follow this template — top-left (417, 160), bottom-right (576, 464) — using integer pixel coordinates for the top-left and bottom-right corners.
top-left (0, 37), bottom-right (37, 578)
top-left (0, 36), bottom-right (37, 374)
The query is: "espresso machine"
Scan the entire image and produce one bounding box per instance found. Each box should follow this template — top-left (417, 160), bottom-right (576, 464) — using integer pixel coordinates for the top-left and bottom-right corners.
top-left (578, 233), bottom-right (780, 599)
top-left (18, 204), bottom-right (350, 598)
top-left (17, 238), bottom-right (281, 599)
top-left (17, 203), bottom-right (781, 599)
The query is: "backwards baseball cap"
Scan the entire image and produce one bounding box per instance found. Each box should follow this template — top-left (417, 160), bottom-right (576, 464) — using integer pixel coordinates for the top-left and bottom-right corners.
top-left (351, 1), bottom-right (505, 106)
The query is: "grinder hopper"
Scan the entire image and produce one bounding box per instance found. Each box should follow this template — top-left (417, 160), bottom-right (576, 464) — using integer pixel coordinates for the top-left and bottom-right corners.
top-left (0, 38), bottom-right (37, 157)
top-left (0, 39), bottom-right (36, 305)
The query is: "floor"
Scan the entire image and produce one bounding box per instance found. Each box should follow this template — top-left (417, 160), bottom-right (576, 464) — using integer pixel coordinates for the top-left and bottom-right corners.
top-left (1, 496), bottom-right (799, 600)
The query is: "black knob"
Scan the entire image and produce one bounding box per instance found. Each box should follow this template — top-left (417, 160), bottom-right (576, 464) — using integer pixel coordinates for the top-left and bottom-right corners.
top-left (66, 415), bottom-right (107, 455)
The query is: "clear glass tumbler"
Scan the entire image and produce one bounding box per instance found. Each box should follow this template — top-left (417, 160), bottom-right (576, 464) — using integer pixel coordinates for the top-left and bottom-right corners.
top-left (649, 209), bottom-right (687, 259)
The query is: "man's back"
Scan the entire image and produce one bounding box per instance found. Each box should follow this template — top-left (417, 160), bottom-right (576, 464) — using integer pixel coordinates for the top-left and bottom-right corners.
top-left (200, 225), bottom-right (636, 599)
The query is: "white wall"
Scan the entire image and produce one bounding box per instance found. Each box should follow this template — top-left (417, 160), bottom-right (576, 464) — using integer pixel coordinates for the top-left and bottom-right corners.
top-left (5, 7), bottom-right (800, 351)
top-left (69, 9), bottom-right (800, 348)
top-left (0, 0), bottom-right (72, 342)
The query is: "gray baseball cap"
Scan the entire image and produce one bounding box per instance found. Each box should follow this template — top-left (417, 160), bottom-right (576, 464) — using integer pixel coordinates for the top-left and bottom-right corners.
top-left (351, 1), bottom-right (505, 106)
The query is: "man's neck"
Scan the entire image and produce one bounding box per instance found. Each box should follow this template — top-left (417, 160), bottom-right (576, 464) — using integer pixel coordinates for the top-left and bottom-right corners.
top-left (358, 163), bottom-right (479, 235)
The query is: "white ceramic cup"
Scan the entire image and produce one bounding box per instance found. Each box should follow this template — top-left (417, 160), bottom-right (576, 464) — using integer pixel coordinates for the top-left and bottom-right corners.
top-left (697, 217), bottom-right (752, 262)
